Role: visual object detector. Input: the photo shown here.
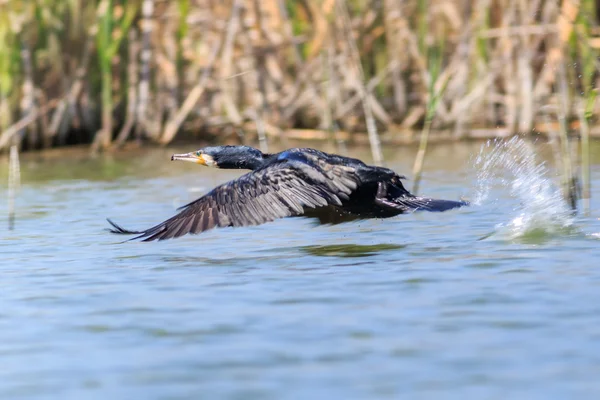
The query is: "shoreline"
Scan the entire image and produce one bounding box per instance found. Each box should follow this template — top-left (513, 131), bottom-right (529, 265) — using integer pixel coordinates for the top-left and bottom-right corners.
top-left (2, 123), bottom-right (598, 160)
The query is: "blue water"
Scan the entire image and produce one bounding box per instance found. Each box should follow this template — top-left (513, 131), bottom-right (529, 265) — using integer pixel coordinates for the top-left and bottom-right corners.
top-left (1, 141), bottom-right (600, 399)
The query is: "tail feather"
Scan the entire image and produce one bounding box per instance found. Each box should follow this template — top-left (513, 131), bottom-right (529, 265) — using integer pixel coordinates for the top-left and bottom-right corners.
top-left (394, 197), bottom-right (469, 212)
top-left (386, 180), bottom-right (468, 212)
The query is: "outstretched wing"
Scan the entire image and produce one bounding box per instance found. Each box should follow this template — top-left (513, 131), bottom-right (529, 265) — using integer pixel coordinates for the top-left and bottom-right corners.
top-left (108, 158), bottom-right (360, 241)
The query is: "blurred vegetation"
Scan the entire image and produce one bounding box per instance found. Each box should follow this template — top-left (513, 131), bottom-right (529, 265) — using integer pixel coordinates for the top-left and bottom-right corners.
top-left (0, 0), bottom-right (599, 154)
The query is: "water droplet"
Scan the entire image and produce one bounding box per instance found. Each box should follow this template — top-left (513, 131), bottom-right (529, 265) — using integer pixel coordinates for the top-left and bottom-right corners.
top-left (472, 137), bottom-right (574, 240)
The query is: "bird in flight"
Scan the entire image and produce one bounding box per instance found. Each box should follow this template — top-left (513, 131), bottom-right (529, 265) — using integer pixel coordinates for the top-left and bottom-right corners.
top-left (108, 146), bottom-right (467, 241)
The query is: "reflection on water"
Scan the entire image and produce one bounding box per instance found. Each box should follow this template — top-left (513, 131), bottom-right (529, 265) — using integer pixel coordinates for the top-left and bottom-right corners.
top-left (301, 243), bottom-right (407, 258)
top-left (1, 141), bottom-right (600, 398)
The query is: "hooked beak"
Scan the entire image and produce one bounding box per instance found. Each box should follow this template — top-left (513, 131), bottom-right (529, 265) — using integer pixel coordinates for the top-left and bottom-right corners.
top-left (171, 152), bottom-right (215, 166)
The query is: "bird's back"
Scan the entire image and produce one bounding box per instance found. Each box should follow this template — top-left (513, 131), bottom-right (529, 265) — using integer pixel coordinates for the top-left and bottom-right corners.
top-left (264, 148), bottom-right (397, 186)
top-left (265, 148), bottom-right (365, 167)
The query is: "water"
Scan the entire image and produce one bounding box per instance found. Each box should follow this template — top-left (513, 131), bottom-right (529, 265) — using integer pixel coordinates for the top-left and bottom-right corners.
top-left (473, 137), bottom-right (578, 240)
top-left (1, 140), bottom-right (600, 399)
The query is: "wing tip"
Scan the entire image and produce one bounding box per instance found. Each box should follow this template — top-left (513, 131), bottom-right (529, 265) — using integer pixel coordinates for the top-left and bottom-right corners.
top-left (106, 218), bottom-right (142, 235)
top-left (106, 218), bottom-right (154, 242)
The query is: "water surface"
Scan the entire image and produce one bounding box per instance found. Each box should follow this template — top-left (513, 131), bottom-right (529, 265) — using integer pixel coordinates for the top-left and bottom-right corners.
top-left (1, 140), bottom-right (600, 399)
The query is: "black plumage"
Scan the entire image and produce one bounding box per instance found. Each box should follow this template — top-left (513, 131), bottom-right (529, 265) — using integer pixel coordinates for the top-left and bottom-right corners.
top-left (108, 146), bottom-right (467, 241)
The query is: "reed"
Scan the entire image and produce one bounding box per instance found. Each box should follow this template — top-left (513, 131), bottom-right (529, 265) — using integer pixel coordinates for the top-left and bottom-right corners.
top-left (412, 41), bottom-right (448, 195)
top-left (336, 0), bottom-right (383, 165)
top-left (575, 0), bottom-right (598, 215)
top-left (93, 0), bottom-right (138, 152)
top-left (556, 57), bottom-right (578, 211)
top-left (0, 0), bottom-right (596, 155)
top-left (8, 145), bottom-right (20, 230)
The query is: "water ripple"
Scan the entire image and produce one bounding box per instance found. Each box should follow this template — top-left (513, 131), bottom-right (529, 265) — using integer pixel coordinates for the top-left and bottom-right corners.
top-left (1, 144), bottom-right (600, 398)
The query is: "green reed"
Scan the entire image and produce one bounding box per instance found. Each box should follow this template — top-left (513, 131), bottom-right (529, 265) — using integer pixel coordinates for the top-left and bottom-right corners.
top-left (575, 0), bottom-right (597, 215)
top-left (412, 41), bottom-right (448, 195)
top-left (95, 0), bottom-right (138, 151)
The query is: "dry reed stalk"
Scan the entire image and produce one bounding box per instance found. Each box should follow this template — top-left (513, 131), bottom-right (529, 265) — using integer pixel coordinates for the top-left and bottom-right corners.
top-left (575, 1), bottom-right (597, 215)
top-left (49, 32), bottom-right (95, 145)
top-left (327, 38), bottom-right (342, 120)
top-left (383, 0), bottom-right (407, 116)
top-left (411, 116), bottom-right (432, 196)
top-left (335, 60), bottom-right (398, 120)
top-left (336, 0), bottom-right (383, 166)
top-left (115, 29), bottom-right (140, 147)
top-left (18, 41), bottom-right (37, 150)
top-left (235, 13), bottom-right (257, 120)
top-left (234, 0), bottom-right (272, 152)
top-left (160, 40), bottom-right (222, 145)
top-left (478, 24), bottom-right (558, 38)
top-left (578, 104), bottom-right (591, 214)
top-left (276, 0), bottom-right (303, 65)
top-left (411, 43), bottom-right (450, 195)
top-left (161, 26), bottom-right (180, 125)
top-left (0, 99), bottom-right (62, 150)
top-left (219, 0), bottom-right (243, 127)
top-left (543, 111), bottom-right (563, 167)
top-left (36, 91), bottom-right (51, 148)
top-left (499, 1), bottom-right (519, 135)
top-left (246, 0), bottom-right (273, 152)
top-left (319, 53), bottom-right (333, 137)
top-left (556, 58), bottom-right (578, 211)
top-left (136, 0), bottom-right (155, 141)
top-left (307, 0), bottom-right (332, 60)
top-left (255, 55), bottom-right (270, 153)
top-left (0, 95), bottom-right (11, 137)
top-left (533, 0), bottom-right (579, 100)
top-left (448, 28), bottom-right (471, 138)
top-left (8, 145), bottom-right (20, 231)
top-left (518, 0), bottom-right (544, 132)
top-left (279, 59), bottom-right (321, 119)
top-left (517, 21), bottom-right (534, 133)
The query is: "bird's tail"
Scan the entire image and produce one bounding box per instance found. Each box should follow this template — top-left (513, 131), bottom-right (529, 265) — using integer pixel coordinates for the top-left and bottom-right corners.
top-left (394, 197), bottom-right (469, 212)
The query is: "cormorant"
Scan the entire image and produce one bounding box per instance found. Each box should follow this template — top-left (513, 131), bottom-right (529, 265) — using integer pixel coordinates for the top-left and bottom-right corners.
top-left (108, 146), bottom-right (468, 241)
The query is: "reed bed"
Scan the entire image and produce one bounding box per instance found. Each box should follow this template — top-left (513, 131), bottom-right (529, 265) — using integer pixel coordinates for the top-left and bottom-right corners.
top-left (0, 0), bottom-right (598, 155)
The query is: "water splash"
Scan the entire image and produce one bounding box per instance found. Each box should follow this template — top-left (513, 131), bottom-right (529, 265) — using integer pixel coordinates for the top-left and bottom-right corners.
top-left (472, 137), bottom-right (575, 241)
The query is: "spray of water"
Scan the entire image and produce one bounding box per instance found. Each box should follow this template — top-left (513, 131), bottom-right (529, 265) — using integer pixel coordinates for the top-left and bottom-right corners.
top-left (472, 137), bottom-right (575, 240)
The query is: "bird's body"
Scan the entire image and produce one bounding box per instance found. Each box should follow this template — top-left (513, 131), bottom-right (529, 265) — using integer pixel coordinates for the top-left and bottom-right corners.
top-left (108, 146), bottom-right (467, 241)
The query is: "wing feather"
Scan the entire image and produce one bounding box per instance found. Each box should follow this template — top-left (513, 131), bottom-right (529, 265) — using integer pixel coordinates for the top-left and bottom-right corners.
top-left (108, 157), bottom-right (360, 241)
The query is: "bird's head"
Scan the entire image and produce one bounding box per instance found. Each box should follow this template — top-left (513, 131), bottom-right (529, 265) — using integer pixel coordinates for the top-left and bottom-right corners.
top-left (171, 145), bottom-right (267, 170)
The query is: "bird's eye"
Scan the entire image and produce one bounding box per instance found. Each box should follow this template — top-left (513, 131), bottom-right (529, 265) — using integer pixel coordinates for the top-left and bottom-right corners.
top-left (196, 151), bottom-right (201, 156)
